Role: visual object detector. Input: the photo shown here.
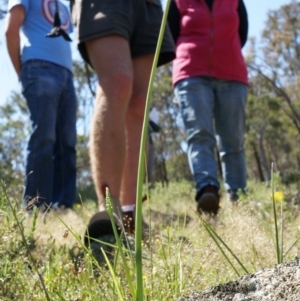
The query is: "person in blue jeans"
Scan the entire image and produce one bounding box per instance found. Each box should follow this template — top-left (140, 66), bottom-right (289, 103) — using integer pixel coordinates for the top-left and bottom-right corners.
top-left (168, 0), bottom-right (248, 215)
top-left (5, 0), bottom-right (77, 210)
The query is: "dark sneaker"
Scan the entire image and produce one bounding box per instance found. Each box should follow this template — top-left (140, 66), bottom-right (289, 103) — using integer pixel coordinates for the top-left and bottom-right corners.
top-left (196, 185), bottom-right (220, 216)
top-left (228, 190), bottom-right (239, 203)
top-left (84, 211), bottom-right (121, 265)
top-left (89, 232), bottom-right (116, 265)
top-left (85, 208), bottom-right (148, 265)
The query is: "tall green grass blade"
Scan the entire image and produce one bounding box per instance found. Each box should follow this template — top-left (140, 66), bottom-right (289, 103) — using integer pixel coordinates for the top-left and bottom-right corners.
top-left (284, 236), bottom-right (300, 258)
top-left (28, 206), bottom-right (38, 242)
top-left (201, 215), bottom-right (249, 275)
top-left (201, 217), bottom-right (241, 277)
top-left (205, 218), bottom-right (249, 274)
top-left (271, 163), bottom-right (281, 264)
top-left (178, 252), bottom-right (183, 293)
top-left (101, 249), bottom-right (125, 301)
top-left (106, 188), bottom-right (136, 300)
top-left (0, 186), bottom-right (5, 209)
top-left (135, 0), bottom-right (171, 299)
top-left (280, 193), bottom-right (283, 263)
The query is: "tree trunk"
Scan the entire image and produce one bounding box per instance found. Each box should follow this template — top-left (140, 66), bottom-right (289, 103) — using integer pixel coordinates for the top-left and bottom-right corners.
top-left (258, 130), bottom-right (271, 183)
top-left (251, 141), bottom-right (265, 182)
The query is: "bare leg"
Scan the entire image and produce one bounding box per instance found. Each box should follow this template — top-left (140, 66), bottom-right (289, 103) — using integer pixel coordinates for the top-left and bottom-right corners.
top-left (85, 35), bottom-right (133, 210)
top-left (120, 55), bottom-right (154, 206)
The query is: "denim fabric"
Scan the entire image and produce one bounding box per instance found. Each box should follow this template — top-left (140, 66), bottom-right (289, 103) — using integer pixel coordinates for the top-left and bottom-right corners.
top-left (20, 60), bottom-right (77, 208)
top-left (174, 76), bottom-right (248, 195)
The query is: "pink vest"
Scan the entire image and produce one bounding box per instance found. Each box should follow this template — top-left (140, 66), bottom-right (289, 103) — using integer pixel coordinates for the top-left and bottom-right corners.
top-left (172, 0), bottom-right (248, 86)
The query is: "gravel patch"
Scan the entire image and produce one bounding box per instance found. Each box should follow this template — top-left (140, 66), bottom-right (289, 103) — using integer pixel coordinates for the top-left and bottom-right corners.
top-left (179, 257), bottom-right (300, 301)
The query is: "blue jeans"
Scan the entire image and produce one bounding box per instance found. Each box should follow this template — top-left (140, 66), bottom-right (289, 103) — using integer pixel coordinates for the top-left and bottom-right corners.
top-left (21, 60), bottom-right (77, 208)
top-left (174, 76), bottom-right (247, 196)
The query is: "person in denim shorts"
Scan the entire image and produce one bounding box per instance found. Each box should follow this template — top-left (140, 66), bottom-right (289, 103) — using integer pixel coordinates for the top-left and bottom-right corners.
top-left (70, 0), bottom-right (175, 242)
top-left (169, 0), bottom-right (248, 215)
top-left (5, 0), bottom-right (77, 210)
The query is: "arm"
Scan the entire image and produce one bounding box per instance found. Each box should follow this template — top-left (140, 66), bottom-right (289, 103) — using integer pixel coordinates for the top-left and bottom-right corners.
top-left (238, 0), bottom-right (248, 48)
top-left (5, 4), bottom-right (25, 80)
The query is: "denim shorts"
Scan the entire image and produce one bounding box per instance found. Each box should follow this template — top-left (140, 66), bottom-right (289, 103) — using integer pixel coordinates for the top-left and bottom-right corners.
top-left (71, 0), bottom-right (175, 67)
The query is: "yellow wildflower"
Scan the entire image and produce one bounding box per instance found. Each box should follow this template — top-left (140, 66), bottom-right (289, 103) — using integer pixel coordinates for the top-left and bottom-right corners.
top-left (274, 191), bottom-right (284, 202)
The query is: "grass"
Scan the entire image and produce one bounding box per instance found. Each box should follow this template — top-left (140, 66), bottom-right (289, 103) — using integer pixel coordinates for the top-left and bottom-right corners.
top-left (1, 179), bottom-right (300, 300)
top-left (135, 0), bottom-right (172, 298)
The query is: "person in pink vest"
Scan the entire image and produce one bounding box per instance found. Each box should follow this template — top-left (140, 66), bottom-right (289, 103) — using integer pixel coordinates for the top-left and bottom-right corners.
top-left (168, 0), bottom-right (249, 215)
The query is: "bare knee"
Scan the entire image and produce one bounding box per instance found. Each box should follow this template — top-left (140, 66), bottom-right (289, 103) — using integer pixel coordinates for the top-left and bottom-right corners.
top-left (97, 70), bottom-right (133, 103)
top-left (127, 91), bottom-right (147, 121)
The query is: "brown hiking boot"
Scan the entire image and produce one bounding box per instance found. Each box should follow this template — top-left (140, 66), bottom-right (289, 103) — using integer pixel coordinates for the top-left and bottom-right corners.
top-left (122, 209), bottom-right (149, 236)
top-left (122, 211), bottom-right (135, 234)
top-left (196, 185), bottom-right (220, 216)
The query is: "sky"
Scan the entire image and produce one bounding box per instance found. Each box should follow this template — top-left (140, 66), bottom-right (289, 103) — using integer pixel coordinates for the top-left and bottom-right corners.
top-left (0, 0), bottom-right (291, 103)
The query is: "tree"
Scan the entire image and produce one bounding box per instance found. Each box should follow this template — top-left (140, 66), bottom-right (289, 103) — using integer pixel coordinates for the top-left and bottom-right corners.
top-left (245, 80), bottom-right (297, 184)
top-left (248, 0), bottom-right (300, 135)
top-left (0, 1), bottom-right (7, 20)
top-left (72, 60), bottom-right (97, 201)
top-left (0, 92), bottom-right (28, 194)
top-left (151, 64), bottom-right (190, 185)
top-left (245, 1), bottom-right (300, 185)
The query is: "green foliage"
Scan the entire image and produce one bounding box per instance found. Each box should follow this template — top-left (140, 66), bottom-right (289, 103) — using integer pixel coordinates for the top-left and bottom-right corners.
top-left (245, 82), bottom-right (299, 183)
top-left (165, 152), bottom-right (192, 183)
top-left (0, 93), bottom-right (28, 193)
top-left (151, 65), bottom-right (190, 185)
top-left (245, 1), bottom-right (300, 184)
top-left (247, 1), bottom-right (300, 183)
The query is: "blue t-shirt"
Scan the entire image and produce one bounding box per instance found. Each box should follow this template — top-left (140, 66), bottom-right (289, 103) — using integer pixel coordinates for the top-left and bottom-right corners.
top-left (8, 0), bottom-right (73, 72)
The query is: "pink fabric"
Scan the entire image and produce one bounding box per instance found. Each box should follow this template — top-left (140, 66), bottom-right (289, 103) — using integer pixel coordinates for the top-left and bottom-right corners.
top-left (172, 0), bottom-right (248, 86)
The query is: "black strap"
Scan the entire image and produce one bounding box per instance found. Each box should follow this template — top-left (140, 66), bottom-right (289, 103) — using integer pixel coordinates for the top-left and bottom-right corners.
top-left (46, 0), bottom-right (72, 42)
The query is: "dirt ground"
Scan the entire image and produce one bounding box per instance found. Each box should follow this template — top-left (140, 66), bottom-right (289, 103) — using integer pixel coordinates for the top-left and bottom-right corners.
top-left (178, 257), bottom-right (300, 301)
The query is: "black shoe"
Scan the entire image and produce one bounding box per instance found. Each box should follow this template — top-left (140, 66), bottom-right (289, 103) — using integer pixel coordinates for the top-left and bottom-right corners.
top-left (196, 185), bottom-right (220, 216)
top-left (228, 190), bottom-right (240, 203)
top-left (84, 211), bottom-right (121, 265)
